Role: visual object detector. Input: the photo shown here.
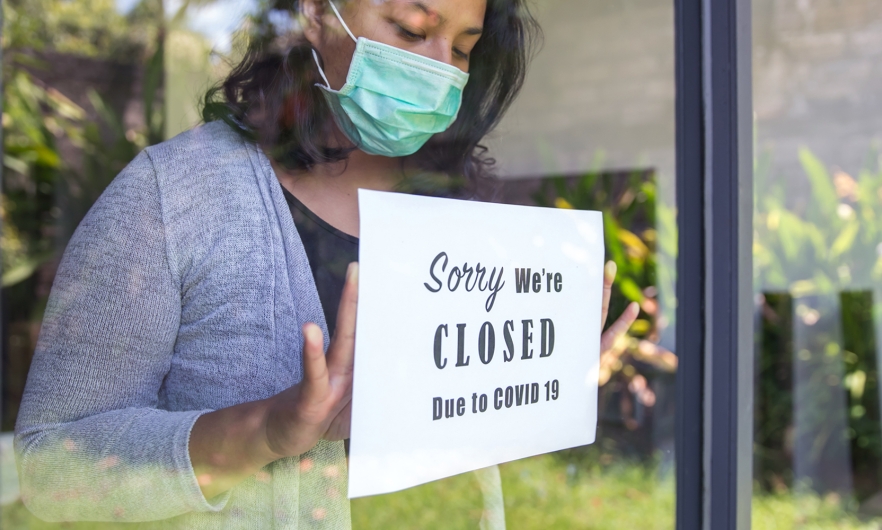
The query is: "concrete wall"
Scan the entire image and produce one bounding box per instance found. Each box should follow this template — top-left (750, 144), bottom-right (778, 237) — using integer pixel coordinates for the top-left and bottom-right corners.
top-left (488, 0), bottom-right (676, 182)
top-left (491, 0), bottom-right (882, 192)
top-left (754, 0), bottom-right (882, 188)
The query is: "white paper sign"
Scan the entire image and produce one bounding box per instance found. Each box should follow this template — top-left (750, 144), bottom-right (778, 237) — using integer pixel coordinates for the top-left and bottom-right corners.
top-left (349, 190), bottom-right (605, 498)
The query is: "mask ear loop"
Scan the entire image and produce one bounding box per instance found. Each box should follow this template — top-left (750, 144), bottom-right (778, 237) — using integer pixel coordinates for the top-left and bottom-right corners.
top-left (312, 1), bottom-right (357, 90)
top-left (312, 49), bottom-right (333, 89)
top-left (327, 1), bottom-right (357, 43)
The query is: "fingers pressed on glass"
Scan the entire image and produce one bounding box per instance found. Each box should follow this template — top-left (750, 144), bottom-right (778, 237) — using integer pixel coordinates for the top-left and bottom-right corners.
top-left (302, 323), bottom-right (330, 392)
top-left (601, 260), bottom-right (617, 326)
top-left (600, 302), bottom-right (640, 352)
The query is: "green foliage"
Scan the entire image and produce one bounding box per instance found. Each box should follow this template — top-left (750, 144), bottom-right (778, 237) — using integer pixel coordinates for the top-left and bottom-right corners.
top-left (529, 161), bottom-right (678, 347)
top-left (1, 63), bottom-right (83, 287)
top-left (142, 36), bottom-right (166, 145)
top-left (755, 146), bottom-right (882, 295)
top-left (752, 491), bottom-right (882, 530)
top-left (532, 166), bottom-right (658, 320)
top-left (840, 290), bottom-right (882, 493)
top-left (1, 0), bottom-right (169, 431)
top-left (754, 144), bottom-right (882, 502)
top-left (353, 454), bottom-right (675, 529)
top-left (2, 0), bottom-right (162, 61)
top-left (5, 455), bottom-right (882, 528)
top-left (2, 0), bottom-right (167, 288)
top-left (531, 166), bottom-right (678, 467)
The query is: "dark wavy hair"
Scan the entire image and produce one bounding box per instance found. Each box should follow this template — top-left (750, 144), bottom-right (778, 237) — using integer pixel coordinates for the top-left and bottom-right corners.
top-left (203, 0), bottom-right (540, 195)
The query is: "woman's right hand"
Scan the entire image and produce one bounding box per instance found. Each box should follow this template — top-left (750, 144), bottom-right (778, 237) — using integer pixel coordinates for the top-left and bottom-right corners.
top-left (263, 261), bottom-right (358, 459)
top-left (189, 262), bottom-right (358, 500)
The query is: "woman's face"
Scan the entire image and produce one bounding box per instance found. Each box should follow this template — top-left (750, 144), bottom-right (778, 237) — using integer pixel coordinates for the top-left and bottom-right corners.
top-left (302, 0), bottom-right (487, 91)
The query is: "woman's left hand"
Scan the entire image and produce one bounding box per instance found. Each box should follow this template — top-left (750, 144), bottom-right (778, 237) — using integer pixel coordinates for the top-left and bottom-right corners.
top-left (600, 261), bottom-right (640, 353)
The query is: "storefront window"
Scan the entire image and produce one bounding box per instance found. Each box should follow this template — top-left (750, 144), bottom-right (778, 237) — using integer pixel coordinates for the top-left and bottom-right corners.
top-left (1, 0), bottom-right (678, 527)
top-left (753, 0), bottom-right (882, 526)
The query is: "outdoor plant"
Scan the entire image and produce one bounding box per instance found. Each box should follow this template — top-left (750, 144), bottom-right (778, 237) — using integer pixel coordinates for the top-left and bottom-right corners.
top-left (536, 143), bottom-right (882, 511)
top-left (754, 145), bottom-right (882, 502)
top-left (533, 164), bottom-right (677, 466)
top-left (1, 65), bottom-right (83, 288)
top-left (1, 0), bottom-right (166, 432)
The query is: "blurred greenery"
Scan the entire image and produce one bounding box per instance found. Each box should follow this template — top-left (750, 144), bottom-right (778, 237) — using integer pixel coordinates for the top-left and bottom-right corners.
top-left (533, 164), bottom-right (659, 308)
top-left (533, 164), bottom-right (677, 465)
top-left (5, 0), bottom-right (882, 526)
top-left (4, 453), bottom-right (882, 529)
top-left (754, 146), bottom-right (882, 295)
top-left (2, 0), bottom-right (162, 61)
top-left (1, 67), bottom-right (81, 287)
top-left (1, 0), bottom-right (167, 432)
top-left (539, 142), bottom-right (882, 512)
top-left (2, 0), bottom-right (165, 289)
top-left (754, 144), bottom-right (882, 502)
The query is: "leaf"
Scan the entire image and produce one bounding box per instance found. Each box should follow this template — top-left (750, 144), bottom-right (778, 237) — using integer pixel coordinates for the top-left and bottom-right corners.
top-left (813, 271), bottom-right (835, 294)
top-left (655, 203), bottom-right (677, 257)
top-left (619, 278), bottom-right (644, 303)
top-left (790, 279), bottom-right (817, 297)
top-left (617, 228), bottom-right (650, 260)
top-left (776, 211), bottom-right (804, 262)
top-left (629, 319), bottom-right (651, 335)
top-left (873, 257), bottom-right (882, 280)
top-left (143, 35), bottom-right (166, 143)
top-left (2, 251), bottom-right (54, 287)
top-left (87, 90), bottom-right (125, 139)
top-left (34, 144), bottom-right (61, 168)
top-left (798, 147), bottom-right (840, 223)
top-left (554, 197), bottom-right (574, 210)
top-left (830, 221), bottom-right (860, 259)
top-left (46, 87), bottom-right (86, 121)
top-left (3, 154), bottom-right (29, 175)
top-left (805, 224), bottom-right (828, 263)
top-left (604, 212), bottom-right (625, 264)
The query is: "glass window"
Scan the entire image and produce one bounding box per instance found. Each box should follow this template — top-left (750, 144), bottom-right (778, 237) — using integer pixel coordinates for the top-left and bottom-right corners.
top-left (753, 0), bottom-right (882, 525)
top-left (1, 0), bottom-right (678, 527)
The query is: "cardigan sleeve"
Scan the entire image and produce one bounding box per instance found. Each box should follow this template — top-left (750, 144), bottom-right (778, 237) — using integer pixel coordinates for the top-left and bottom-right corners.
top-left (14, 150), bottom-right (229, 522)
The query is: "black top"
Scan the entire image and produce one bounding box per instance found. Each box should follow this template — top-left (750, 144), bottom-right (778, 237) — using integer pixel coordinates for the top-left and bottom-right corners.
top-left (282, 188), bottom-right (359, 336)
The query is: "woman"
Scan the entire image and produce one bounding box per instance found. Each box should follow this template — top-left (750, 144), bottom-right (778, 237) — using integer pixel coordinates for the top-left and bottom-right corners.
top-left (15, 0), bottom-right (639, 527)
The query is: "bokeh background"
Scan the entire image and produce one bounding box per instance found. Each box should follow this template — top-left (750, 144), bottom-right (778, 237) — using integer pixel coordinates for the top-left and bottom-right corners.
top-left (3, 0), bottom-right (882, 528)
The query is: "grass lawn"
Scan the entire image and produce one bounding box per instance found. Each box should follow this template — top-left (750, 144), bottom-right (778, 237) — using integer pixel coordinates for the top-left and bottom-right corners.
top-left (351, 454), bottom-right (674, 529)
top-left (3, 454), bottom-right (881, 528)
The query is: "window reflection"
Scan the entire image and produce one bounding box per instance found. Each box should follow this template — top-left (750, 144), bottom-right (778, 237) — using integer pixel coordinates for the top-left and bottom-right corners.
top-left (754, 0), bottom-right (882, 524)
top-left (2, 0), bottom-right (678, 527)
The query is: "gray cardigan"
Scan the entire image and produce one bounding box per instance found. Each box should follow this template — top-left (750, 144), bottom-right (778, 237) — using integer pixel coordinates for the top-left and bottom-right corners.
top-left (14, 121), bottom-right (350, 528)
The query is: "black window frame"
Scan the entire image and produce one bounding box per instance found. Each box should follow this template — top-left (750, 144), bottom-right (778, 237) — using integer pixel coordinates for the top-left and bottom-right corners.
top-left (675, 0), bottom-right (754, 528)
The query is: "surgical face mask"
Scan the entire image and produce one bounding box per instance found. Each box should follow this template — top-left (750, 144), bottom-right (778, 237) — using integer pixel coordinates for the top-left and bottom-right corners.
top-left (311, 1), bottom-right (470, 157)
